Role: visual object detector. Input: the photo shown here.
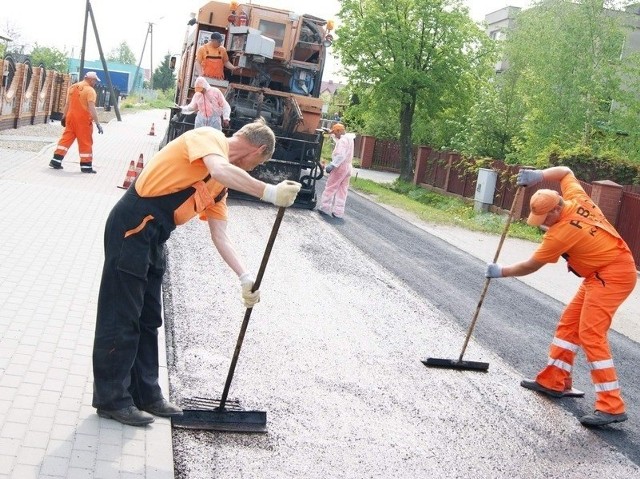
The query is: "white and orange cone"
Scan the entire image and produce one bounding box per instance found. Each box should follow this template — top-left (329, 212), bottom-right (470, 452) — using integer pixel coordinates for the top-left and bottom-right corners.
top-left (117, 160), bottom-right (138, 190)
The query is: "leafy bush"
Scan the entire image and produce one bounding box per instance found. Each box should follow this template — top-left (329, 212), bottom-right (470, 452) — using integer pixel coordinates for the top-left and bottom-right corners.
top-left (547, 145), bottom-right (640, 184)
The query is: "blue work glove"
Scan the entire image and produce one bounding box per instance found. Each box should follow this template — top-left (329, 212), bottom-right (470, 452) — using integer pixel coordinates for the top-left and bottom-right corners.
top-left (325, 164), bottom-right (335, 174)
top-left (516, 169), bottom-right (543, 187)
top-left (485, 263), bottom-right (504, 278)
top-left (96, 124), bottom-right (104, 134)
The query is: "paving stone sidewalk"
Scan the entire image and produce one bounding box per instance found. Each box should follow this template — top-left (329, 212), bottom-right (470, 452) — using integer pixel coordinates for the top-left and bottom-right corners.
top-left (0, 110), bottom-right (174, 478)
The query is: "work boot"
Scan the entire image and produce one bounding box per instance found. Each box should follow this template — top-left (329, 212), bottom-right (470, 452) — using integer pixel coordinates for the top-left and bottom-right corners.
top-left (520, 378), bottom-right (585, 398)
top-left (520, 379), bottom-right (563, 398)
top-left (97, 405), bottom-right (155, 426)
top-left (141, 398), bottom-right (183, 417)
top-left (49, 159), bottom-right (63, 169)
top-left (81, 168), bottom-right (97, 174)
top-left (579, 410), bottom-right (628, 427)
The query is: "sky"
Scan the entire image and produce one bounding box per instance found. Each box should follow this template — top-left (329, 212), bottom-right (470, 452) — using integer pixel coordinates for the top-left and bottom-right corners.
top-left (1, 0), bottom-right (533, 82)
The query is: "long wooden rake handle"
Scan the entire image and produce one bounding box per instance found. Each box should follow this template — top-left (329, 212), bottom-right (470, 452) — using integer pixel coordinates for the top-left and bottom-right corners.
top-left (457, 186), bottom-right (524, 362)
top-left (219, 207), bottom-right (286, 408)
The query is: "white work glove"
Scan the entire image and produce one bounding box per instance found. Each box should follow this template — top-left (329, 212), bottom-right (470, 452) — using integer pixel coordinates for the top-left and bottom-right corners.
top-left (485, 263), bottom-right (504, 278)
top-left (325, 164), bottom-right (335, 174)
top-left (516, 169), bottom-right (543, 187)
top-left (260, 180), bottom-right (302, 207)
top-left (96, 124), bottom-right (103, 134)
top-left (239, 273), bottom-right (260, 308)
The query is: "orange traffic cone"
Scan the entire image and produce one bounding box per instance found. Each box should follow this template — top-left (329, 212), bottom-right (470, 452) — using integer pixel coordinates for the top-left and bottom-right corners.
top-left (135, 153), bottom-right (144, 174)
top-left (148, 123), bottom-right (155, 136)
top-left (117, 160), bottom-right (138, 190)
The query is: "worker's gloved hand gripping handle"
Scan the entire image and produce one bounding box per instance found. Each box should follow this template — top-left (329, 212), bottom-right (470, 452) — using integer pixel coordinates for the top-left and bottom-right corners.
top-left (239, 273), bottom-right (260, 308)
top-left (260, 180), bottom-right (302, 207)
top-left (516, 169), bottom-right (543, 187)
top-left (485, 263), bottom-right (503, 278)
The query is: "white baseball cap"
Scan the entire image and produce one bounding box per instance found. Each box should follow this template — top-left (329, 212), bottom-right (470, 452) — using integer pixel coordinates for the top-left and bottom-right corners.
top-left (85, 71), bottom-right (101, 81)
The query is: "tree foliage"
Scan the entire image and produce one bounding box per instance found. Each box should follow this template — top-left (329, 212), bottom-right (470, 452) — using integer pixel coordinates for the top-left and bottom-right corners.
top-left (107, 41), bottom-right (137, 65)
top-left (498, 0), bottom-right (640, 164)
top-left (29, 44), bottom-right (68, 72)
top-left (152, 53), bottom-right (176, 91)
top-left (333, 0), bottom-right (496, 180)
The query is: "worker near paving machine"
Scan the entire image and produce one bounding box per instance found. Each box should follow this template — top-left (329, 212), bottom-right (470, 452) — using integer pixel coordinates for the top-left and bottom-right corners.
top-left (92, 118), bottom-right (301, 427)
top-left (318, 123), bottom-right (354, 219)
top-left (485, 166), bottom-right (636, 427)
top-left (180, 76), bottom-right (231, 130)
top-left (196, 32), bottom-right (237, 80)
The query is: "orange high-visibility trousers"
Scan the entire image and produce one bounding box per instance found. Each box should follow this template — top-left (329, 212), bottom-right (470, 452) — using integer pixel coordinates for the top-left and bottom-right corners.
top-left (53, 116), bottom-right (94, 171)
top-left (536, 251), bottom-right (636, 414)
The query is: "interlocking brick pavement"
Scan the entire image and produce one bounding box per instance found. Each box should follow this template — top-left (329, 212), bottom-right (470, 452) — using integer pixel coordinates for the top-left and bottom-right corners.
top-left (0, 110), bottom-right (174, 478)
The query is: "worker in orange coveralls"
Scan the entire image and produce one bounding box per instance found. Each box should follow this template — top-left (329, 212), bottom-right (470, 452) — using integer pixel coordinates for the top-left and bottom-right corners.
top-left (196, 32), bottom-right (237, 80)
top-left (485, 166), bottom-right (637, 427)
top-left (49, 71), bottom-right (104, 173)
top-left (318, 123), bottom-right (354, 219)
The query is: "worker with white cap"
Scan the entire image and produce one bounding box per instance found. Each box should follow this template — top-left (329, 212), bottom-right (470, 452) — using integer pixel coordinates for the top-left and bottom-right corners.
top-left (49, 71), bottom-right (104, 173)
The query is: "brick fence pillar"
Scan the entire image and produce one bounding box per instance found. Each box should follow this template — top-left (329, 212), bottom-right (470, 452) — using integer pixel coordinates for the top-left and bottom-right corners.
top-left (591, 180), bottom-right (623, 226)
top-left (359, 135), bottom-right (376, 169)
top-left (413, 146), bottom-right (431, 185)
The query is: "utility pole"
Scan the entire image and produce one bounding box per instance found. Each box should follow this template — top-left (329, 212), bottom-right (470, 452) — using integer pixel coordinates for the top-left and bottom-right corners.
top-left (133, 23), bottom-right (151, 94)
top-left (133, 17), bottom-right (163, 94)
top-left (79, 0), bottom-right (121, 121)
top-left (150, 22), bottom-right (154, 90)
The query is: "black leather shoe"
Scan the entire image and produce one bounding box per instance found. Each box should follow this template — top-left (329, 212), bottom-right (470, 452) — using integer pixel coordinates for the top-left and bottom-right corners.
top-left (142, 399), bottom-right (183, 417)
top-left (97, 405), bottom-right (155, 426)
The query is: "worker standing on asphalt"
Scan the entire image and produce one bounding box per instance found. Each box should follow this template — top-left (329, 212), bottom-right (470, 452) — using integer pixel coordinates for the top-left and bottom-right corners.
top-left (92, 119), bottom-right (301, 426)
top-left (318, 123), bottom-right (354, 219)
top-left (196, 32), bottom-right (237, 80)
top-left (485, 166), bottom-right (637, 427)
top-left (49, 71), bottom-right (103, 173)
top-left (180, 76), bottom-right (231, 130)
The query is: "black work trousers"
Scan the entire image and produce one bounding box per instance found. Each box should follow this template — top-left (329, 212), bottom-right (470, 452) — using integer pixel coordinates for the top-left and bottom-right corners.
top-left (92, 185), bottom-right (194, 411)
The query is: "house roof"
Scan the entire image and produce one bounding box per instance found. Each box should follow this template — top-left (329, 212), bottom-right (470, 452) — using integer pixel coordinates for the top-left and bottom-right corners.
top-left (320, 79), bottom-right (345, 95)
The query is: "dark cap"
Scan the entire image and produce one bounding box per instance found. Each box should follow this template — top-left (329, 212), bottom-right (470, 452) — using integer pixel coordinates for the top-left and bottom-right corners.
top-left (210, 32), bottom-right (224, 43)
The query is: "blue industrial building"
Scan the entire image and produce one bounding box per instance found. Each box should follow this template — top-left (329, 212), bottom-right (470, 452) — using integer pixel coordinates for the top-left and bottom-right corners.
top-left (67, 58), bottom-right (148, 97)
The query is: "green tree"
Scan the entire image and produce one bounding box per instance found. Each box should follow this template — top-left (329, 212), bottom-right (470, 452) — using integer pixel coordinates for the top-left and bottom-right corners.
top-left (29, 44), bottom-right (68, 72)
top-left (449, 71), bottom-right (525, 160)
top-left (501, 0), bottom-right (638, 164)
top-left (107, 41), bottom-right (137, 64)
top-left (334, 0), bottom-right (495, 180)
top-left (152, 53), bottom-right (176, 91)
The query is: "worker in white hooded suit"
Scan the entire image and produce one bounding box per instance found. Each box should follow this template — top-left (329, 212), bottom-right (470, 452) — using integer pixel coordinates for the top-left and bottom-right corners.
top-left (318, 123), bottom-right (355, 219)
top-left (181, 76), bottom-right (231, 130)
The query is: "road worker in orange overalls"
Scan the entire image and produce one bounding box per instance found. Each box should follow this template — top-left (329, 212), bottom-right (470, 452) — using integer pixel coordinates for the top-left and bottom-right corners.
top-left (49, 71), bottom-right (103, 173)
top-left (91, 119), bottom-right (301, 426)
top-left (486, 166), bottom-right (637, 427)
top-left (196, 32), bottom-right (238, 80)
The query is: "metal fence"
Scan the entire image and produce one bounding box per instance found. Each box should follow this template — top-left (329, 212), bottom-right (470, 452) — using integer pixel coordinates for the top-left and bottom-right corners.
top-left (359, 135), bottom-right (640, 269)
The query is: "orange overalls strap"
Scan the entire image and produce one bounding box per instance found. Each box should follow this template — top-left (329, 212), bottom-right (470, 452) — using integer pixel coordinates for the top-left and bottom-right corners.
top-left (67, 83), bottom-right (92, 122)
top-left (202, 47), bottom-right (225, 79)
top-left (561, 195), bottom-right (622, 241)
